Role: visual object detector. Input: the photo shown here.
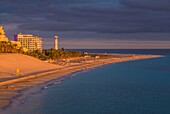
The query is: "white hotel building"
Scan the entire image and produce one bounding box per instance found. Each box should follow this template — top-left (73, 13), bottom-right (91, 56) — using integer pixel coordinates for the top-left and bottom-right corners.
top-left (14, 33), bottom-right (42, 52)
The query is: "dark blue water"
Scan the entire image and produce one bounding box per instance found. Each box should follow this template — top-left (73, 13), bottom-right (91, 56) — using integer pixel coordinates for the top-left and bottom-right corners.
top-left (4, 49), bottom-right (170, 114)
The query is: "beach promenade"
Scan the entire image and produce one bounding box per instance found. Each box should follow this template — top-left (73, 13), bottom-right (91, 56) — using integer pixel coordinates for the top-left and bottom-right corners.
top-left (0, 54), bottom-right (161, 111)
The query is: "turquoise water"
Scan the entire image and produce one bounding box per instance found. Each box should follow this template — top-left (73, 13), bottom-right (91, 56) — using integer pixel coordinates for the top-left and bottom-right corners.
top-left (3, 50), bottom-right (170, 114)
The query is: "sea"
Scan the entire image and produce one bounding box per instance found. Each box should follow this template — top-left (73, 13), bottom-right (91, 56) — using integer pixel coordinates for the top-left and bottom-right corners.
top-left (3, 49), bottom-right (170, 114)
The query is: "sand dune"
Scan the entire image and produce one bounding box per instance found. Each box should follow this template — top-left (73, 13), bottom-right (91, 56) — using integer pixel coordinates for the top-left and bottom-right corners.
top-left (0, 54), bottom-right (60, 81)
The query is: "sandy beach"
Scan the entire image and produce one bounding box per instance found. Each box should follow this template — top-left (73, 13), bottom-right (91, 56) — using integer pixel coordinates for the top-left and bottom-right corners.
top-left (0, 53), bottom-right (161, 111)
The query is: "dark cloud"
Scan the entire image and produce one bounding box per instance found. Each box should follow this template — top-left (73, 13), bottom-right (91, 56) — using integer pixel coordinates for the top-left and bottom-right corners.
top-left (0, 0), bottom-right (170, 42)
top-left (119, 0), bottom-right (170, 12)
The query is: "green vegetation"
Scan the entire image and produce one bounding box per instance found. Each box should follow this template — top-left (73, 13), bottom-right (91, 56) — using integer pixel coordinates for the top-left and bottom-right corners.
top-left (30, 49), bottom-right (82, 60)
top-left (0, 41), bottom-right (82, 60)
top-left (0, 41), bottom-right (25, 53)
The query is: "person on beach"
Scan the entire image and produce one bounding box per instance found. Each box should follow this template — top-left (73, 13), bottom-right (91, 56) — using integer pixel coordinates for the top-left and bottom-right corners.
top-left (11, 85), bottom-right (14, 89)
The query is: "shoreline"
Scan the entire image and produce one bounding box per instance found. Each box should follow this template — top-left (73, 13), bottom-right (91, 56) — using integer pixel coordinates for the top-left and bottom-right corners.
top-left (2, 69), bottom-right (92, 113)
top-left (0, 54), bottom-right (162, 112)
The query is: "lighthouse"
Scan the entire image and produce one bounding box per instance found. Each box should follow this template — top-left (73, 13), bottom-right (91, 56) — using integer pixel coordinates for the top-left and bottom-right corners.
top-left (54, 36), bottom-right (59, 50)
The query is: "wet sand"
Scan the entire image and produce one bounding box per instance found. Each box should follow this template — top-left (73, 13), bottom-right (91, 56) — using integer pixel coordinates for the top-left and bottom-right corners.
top-left (0, 54), bottom-right (161, 111)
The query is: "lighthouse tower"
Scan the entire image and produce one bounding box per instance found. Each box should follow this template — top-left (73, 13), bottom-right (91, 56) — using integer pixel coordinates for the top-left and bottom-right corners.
top-left (54, 36), bottom-right (59, 50)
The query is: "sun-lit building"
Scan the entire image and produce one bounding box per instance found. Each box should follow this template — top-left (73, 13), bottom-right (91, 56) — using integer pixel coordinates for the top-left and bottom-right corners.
top-left (0, 26), bottom-right (9, 42)
top-left (14, 33), bottom-right (42, 52)
top-left (0, 26), bottom-right (21, 49)
top-left (10, 41), bottom-right (21, 49)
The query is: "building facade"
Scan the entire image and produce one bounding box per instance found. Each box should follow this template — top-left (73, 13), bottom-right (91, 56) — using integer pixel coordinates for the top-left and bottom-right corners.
top-left (0, 26), bottom-right (9, 42)
top-left (14, 33), bottom-right (42, 52)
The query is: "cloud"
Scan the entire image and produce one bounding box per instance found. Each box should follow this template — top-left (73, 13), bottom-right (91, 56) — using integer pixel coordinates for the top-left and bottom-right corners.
top-left (1, 0), bottom-right (170, 48)
top-left (119, 0), bottom-right (170, 12)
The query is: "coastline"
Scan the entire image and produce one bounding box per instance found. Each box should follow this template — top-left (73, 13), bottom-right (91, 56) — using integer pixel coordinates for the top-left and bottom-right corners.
top-left (1, 69), bottom-right (91, 114)
top-left (0, 54), bottom-right (162, 112)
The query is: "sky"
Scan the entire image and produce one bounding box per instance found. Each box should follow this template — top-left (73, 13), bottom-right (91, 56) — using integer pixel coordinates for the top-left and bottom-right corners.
top-left (0, 0), bottom-right (170, 49)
